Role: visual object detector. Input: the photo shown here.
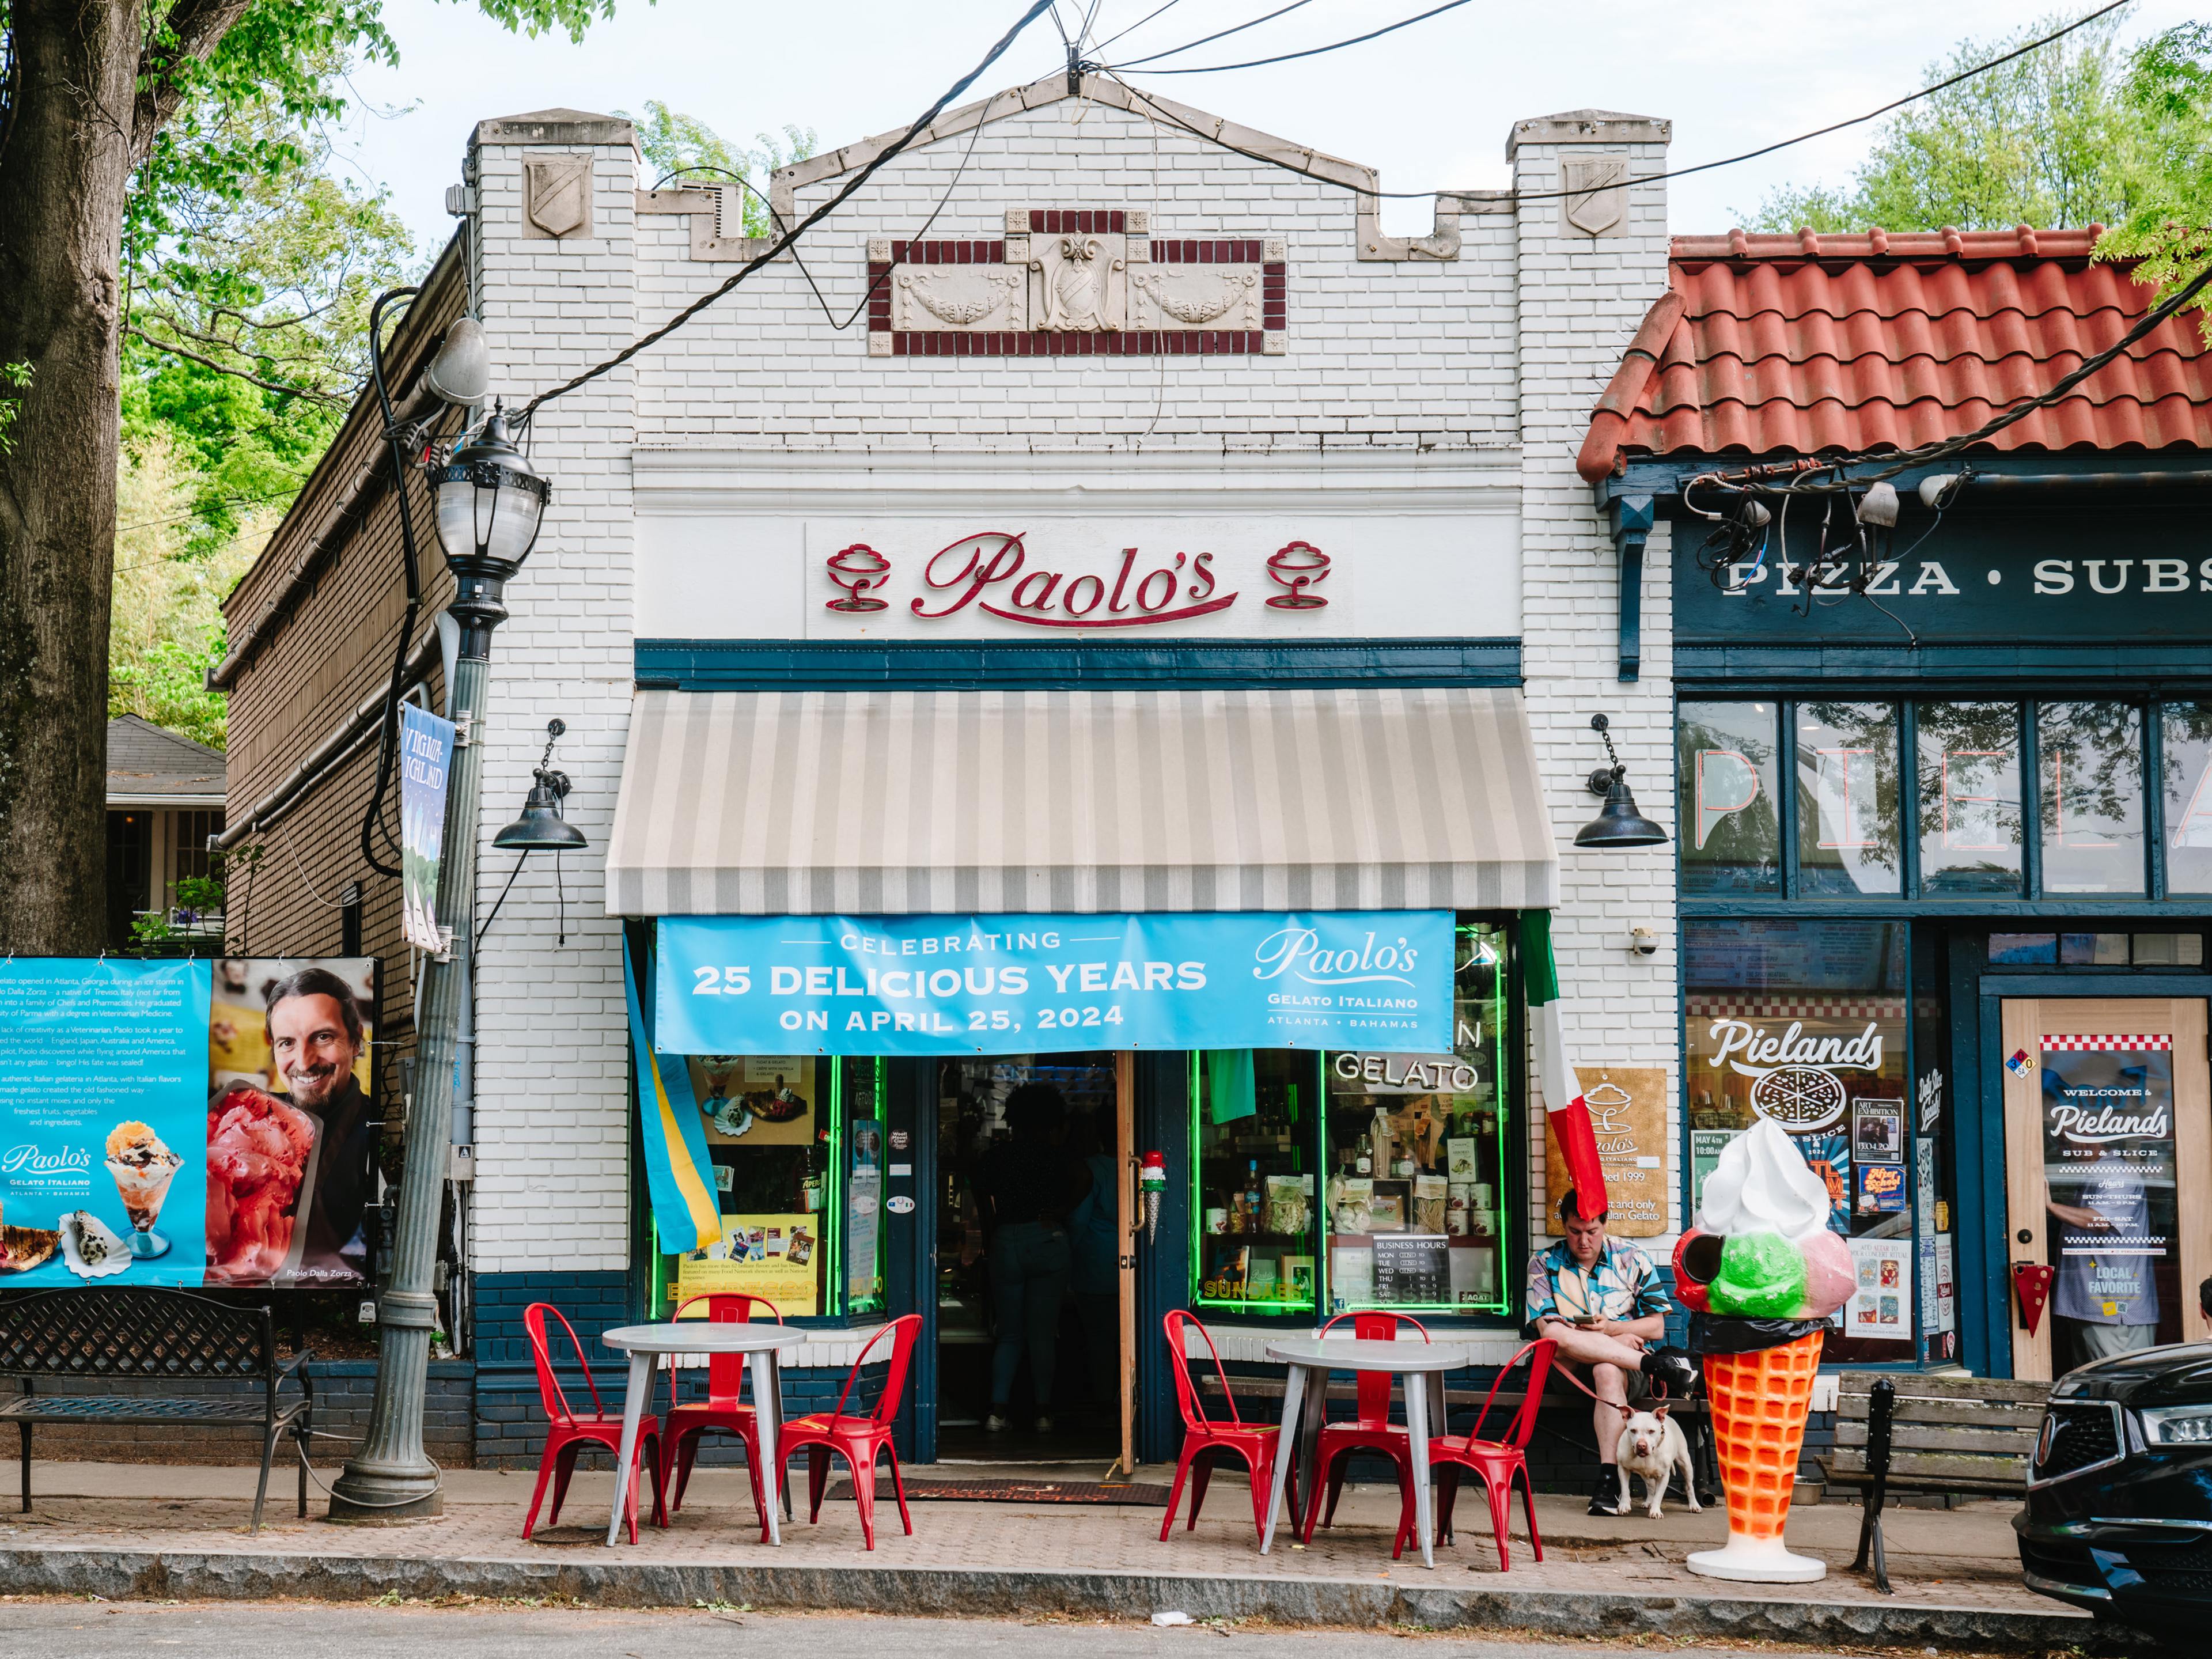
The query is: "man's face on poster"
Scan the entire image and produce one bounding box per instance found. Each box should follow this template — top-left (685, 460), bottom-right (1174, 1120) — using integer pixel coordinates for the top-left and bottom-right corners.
top-left (268, 993), bottom-right (361, 1110)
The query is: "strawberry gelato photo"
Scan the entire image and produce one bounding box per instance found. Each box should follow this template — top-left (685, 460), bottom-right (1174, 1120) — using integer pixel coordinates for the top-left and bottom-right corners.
top-left (204, 1085), bottom-right (319, 1283)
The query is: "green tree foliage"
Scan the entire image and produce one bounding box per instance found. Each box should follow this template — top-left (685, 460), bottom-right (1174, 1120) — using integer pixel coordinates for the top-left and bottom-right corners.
top-left (626, 101), bottom-right (817, 237)
top-left (1741, 13), bottom-right (2212, 330)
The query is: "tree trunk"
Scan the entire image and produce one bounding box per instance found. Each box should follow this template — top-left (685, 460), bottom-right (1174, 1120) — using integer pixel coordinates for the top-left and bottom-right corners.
top-left (0, 1), bottom-right (146, 952)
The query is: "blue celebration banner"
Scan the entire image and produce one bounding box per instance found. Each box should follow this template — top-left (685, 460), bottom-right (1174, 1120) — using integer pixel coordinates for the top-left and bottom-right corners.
top-left (0, 959), bottom-right (211, 1286)
top-left (654, 911), bottom-right (1455, 1057)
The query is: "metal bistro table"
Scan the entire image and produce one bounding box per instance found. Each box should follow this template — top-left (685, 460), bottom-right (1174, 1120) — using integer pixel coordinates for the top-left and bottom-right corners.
top-left (599, 1322), bottom-right (803, 1547)
top-left (1259, 1335), bottom-right (1473, 1569)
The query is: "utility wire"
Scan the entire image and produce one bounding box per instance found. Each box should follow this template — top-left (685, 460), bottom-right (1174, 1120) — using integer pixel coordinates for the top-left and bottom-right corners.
top-left (1109, 1), bottom-right (2131, 199)
top-left (1118, 0), bottom-right (1314, 68)
top-left (517, 0), bottom-right (1056, 422)
top-left (1137, 0), bottom-right (1472, 74)
top-left (1093, 0), bottom-right (1184, 56)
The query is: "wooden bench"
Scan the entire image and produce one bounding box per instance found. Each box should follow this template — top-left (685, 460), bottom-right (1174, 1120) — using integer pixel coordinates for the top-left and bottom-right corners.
top-left (0, 1287), bottom-right (315, 1533)
top-left (1817, 1370), bottom-right (2050, 1593)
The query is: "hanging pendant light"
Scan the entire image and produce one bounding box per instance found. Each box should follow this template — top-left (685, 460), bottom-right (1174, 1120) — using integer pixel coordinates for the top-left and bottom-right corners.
top-left (1574, 714), bottom-right (1669, 849)
top-left (494, 719), bottom-right (588, 850)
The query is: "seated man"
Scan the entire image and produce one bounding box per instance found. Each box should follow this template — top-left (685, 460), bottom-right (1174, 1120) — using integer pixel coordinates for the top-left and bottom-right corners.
top-left (1526, 1188), bottom-right (1695, 1515)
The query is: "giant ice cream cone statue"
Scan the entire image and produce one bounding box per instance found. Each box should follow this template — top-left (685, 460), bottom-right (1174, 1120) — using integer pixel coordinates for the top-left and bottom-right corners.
top-left (1671, 1116), bottom-right (1853, 1583)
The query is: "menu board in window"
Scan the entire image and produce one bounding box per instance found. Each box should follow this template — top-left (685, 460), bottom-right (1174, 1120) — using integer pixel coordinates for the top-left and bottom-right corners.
top-left (1372, 1233), bottom-right (1450, 1304)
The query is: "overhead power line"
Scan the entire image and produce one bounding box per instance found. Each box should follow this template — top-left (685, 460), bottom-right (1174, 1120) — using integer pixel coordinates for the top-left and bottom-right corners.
top-left (1134, 0), bottom-right (1472, 75)
top-left (517, 0), bottom-right (1057, 421)
top-left (1093, 0), bottom-right (1185, 56)
top-left (1116, 0), bottom-right (1315, 68)
top-left (1107, 2), bottom-right (2134, 201)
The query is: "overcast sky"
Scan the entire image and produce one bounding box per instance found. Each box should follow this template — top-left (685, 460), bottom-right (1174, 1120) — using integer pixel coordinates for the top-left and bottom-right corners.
top-left (341, 0), bottom-right (2199, 255)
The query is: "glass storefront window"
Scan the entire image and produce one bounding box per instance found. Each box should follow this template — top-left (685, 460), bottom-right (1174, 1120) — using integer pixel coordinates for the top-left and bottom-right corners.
top-left (2039, 702), bottom-right (2145, 896)
top-left (1918, 702), bottom-right (2024, 895)
top-left (1192, 1050), bottom-right (1320, 1313)
top-left (1677, 702), bottom-right (1781, 895)
top-left (666, 1054), bottom-right (834, 1316)
top-left (1684, 919), bottom-right (1914, 1364)
top-left (2161, 702), bottom-right (2212, 893)
top-left (1321, 921), bottom-right (1511, 1315)
top-left (840, 1058), bottom-right (887, 1316)
top-left (1796, 702), bottom-right (1903, 897)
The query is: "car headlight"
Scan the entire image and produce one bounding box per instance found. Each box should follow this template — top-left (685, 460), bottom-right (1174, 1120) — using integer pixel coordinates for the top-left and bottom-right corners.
top-left (2136, 1404), bottom-right (2212, 1449)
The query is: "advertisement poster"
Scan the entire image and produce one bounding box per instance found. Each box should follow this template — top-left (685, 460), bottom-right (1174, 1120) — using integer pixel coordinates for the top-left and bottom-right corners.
top-left (846, 1119), bottom-right (883, 1309)
top-left (0, 957), bottom-right (374, 1291)
top-left (1543, 1066), bottom-right (1669, 1236)
top-left (676, 1212), bottom-right (820, 1315)
top-left (1934, 1234), bottom-right (1958, 1334)
top-left (207, 958), bottom-right (378, 1288)
top-left (1688, 1127), bottom-right (1732, 1214)
top-left (1801, 1131), bottom-right (1851, 1233)
top-left (1855, 1161), bottom-right (1907, 1214)
top-left (657, 911), bottom-right (1455, 1056)
top-left (1853, 1099), bottom-right (1903, 1162)
top-left (2039, 1035), bottom-right (2175, 1340)
top-left (1846, 1237), bottom-right (1913, 1341)
top-left (398, 703), bottom-right (454, 953)
top-left (0, 960), bottom-right (209, 1287)
top-left (688, 1054), bottom-right (815, 1146)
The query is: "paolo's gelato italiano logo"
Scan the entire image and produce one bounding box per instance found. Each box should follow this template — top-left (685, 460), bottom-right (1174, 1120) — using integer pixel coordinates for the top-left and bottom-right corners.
top-left (1, 1144), bottom-right (93, 1176)
top-left (1252, 927), bottom-right (1419, 988)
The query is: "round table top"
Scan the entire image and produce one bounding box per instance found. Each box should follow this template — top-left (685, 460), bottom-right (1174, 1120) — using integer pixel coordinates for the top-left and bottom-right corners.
top-left (1265, 1336), bottom-right (1473, 1372)
top-left (601, 1321), bottom-right (806, 1354)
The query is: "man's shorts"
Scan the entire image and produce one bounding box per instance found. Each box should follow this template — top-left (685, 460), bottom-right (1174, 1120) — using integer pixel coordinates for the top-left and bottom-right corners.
top-left (1558, 1354), bottom-right (1650, 1402)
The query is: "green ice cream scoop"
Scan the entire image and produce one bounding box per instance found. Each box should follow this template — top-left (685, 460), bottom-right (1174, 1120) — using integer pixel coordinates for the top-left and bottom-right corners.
top-left (1708, 1230), bottom-right (1809, 1319)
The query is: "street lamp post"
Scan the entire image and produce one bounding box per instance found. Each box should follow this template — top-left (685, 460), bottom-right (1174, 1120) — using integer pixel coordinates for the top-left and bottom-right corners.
top-left (328, 408), bottom-right (548, 1520)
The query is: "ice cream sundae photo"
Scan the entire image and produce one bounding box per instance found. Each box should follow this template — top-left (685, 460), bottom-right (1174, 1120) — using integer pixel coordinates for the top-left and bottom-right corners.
top-left (1669, 1116), bottom-right (1853, 1584)
top-left (105, 1120), bottom-right (182, 1259)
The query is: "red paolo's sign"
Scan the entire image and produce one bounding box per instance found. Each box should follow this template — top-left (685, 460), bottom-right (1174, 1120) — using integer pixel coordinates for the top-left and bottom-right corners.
top-left (827, 530), bottom-right (1330, 630)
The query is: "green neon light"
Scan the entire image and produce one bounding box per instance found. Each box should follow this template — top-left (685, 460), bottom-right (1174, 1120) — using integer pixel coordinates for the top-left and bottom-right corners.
top-left (1187, 1049), bottom-right (1319, 1315)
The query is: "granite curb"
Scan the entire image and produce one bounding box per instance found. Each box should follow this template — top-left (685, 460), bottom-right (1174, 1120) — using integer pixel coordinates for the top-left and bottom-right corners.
top-left (0, 1546), bottom-right (2165, 1652)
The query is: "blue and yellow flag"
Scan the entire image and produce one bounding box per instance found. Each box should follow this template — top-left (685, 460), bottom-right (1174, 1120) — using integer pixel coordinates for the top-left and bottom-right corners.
top-left (623, 936), bottom-right (723, 1254)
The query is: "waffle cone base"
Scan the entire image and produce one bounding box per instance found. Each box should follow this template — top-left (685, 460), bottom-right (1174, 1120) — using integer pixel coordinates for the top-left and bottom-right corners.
top-left (1700, 1328), bottom-right (1824, 1548)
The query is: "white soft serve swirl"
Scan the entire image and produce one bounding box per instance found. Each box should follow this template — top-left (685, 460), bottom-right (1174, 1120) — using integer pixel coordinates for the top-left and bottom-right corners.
top-left (1695, 1116), bottom-right (1831, 1243)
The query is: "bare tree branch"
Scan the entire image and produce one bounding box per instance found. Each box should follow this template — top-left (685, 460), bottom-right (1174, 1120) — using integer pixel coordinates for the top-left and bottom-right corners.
top-left (124, 325), bottom-right (350, 405)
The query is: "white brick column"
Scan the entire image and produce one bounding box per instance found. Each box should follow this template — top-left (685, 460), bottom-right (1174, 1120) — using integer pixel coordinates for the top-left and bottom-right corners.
top-left (466, 113), bottom-right (641, 1274)
top-left (1510, 112), bottom-right (1681, 1247)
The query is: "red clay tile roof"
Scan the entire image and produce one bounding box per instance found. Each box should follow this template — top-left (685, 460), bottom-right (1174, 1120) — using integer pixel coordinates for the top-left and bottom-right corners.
top-left (1576, 225), bottom-right (2212, 484)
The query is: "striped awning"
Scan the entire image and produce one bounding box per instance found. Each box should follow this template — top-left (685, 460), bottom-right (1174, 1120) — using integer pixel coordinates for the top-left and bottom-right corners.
top-left (605, 686), bottom-right (1558, 915)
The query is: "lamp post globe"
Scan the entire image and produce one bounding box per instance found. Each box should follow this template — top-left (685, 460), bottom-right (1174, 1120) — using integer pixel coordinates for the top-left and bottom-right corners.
top-left (431, 408), bottom-right (548, 574)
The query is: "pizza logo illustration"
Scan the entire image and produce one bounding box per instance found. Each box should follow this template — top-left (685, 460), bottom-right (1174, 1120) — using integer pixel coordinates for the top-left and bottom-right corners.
top-left (1748, 1065), bottom-right (1848, 1132)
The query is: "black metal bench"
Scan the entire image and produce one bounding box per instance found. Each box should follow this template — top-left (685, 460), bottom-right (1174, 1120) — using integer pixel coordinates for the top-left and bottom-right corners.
top-left (0, 1287), bottom-right (314, 1532)
top-left (1817, 1370), bottom-right (2049, 1593)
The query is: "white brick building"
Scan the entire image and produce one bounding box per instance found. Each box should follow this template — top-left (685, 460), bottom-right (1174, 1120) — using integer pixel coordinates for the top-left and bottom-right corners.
top-left (229, 75), bottom-right (1686, 1469)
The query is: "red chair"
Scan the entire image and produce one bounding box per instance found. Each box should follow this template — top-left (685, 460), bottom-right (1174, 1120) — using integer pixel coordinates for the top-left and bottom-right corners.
top-left (520, 1302), bottom-right (665, 1543)
top-left (776, 1313), bottom-right (922, 1550)
top-left (1159, 1310), bottom-right (1288, 1544)
top-left (1404, 1338), bottom-right (1557, 1570)
top-left (657, 1293), bottom-right (781, 1533)
top-left (1300, 1311), bottom-right (1431, 1555)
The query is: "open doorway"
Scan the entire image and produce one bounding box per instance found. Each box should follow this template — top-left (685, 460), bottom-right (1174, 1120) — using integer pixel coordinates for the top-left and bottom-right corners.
top-left (935, 1051), bottom-right (1122, 1462)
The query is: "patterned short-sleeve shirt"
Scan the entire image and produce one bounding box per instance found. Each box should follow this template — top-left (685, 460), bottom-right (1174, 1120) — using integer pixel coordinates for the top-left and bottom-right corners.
top-left (1526, 1236), bottom-right (1671, 1328)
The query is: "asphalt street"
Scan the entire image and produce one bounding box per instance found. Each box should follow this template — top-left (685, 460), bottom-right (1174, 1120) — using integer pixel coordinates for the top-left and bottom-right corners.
top-left (0, 1602), bottom-right (1910, 1658)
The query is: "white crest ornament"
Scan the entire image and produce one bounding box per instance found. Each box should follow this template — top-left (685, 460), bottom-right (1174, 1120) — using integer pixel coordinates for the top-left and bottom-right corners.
top-left (1033, 233), bottom-right (1126, 331)
top-left (524, 157), bottom-right (591, 238)
top-left (1560, 156), bottom-right (1629, 237)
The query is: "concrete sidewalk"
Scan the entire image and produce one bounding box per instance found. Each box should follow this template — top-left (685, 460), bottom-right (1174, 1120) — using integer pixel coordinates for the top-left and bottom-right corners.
top-left (0, 1459), bottom-right (2141, 1650)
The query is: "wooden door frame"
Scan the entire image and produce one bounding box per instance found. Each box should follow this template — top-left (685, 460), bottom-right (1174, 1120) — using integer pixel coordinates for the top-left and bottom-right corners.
top-left (1998, 995), bottom-right (2210, 1382)
top-left (1111, 1051), bottom-right (1137, 1477)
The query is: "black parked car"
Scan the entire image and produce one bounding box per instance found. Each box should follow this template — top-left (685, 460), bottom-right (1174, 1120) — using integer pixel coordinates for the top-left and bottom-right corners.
top-left (2017, 1342), bottom-right (2212, 1630)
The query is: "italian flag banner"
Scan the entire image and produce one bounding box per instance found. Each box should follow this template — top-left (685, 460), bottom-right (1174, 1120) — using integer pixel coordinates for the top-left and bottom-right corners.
top-left (1522, 911), bottom-right (1608, 1217)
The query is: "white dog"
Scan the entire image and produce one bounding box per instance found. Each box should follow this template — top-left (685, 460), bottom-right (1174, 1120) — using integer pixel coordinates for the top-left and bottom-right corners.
top-left (1614, 1404), bottom-right (1700, 1518)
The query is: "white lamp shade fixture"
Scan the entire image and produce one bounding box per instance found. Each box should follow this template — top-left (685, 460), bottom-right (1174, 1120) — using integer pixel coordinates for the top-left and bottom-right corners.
top-left (431, 410), bottom-right (550, 570)
top-left (423, 317), bottom-right (490, 407)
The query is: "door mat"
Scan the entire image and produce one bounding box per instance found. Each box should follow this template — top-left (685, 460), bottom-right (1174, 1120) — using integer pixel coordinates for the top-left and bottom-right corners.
top-left (821, 1477), bottom-right (1170, 1506)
